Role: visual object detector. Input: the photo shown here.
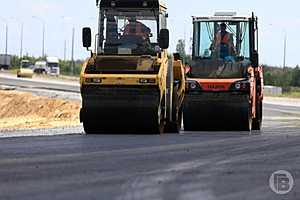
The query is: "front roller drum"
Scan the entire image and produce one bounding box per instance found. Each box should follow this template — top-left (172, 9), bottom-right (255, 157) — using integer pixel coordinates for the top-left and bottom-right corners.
top-left (81, 87), bottom-right (163, 134)
top-left (183, 93), bottom-right (252, 131)
top-left (82, 108), bottom-right (164, 134)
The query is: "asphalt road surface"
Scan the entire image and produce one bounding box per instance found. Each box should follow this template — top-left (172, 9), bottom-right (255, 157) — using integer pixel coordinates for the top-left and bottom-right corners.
top-left (1, 74), bottom-right (299, 199)
top-left (0, 103), bottom-right (299, 200)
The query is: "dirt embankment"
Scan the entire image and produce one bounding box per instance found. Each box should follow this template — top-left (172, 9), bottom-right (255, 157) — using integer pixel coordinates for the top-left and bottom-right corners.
top-left (0, 90), bottom-right (81, 131)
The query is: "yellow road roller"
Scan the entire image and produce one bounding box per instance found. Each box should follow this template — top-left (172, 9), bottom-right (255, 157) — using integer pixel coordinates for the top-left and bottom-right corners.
top-left (80, 0), bottom-right (185, 134)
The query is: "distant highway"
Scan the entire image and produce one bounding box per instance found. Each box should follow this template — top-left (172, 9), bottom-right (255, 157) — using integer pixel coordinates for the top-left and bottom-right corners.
top-left (0, 73), bottom-right (80, 93)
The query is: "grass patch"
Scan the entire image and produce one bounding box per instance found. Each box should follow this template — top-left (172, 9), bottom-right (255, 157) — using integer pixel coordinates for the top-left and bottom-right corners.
top-left (266, 87), bottom-right (300, 98)
top-left (282, 87), bottom-right (300, 98)
top-left (280, 92), bottom-right (300, 98)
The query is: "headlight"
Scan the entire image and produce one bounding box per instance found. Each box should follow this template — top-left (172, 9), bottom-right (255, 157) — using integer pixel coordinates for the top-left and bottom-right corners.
top-left (139, 78), bottom-right (156, 84)
top-left (235, 83), bottom-right (241, 90)
top-left (232, 81), bottom-right (250, 91)
top-left (190, 82), bottom-right (197, 89)
top-left (85, 78), bottom-right (102, 84)
top-left (186, 80), bottom-right (201, 90)
top-left (111, 1), bottom-right (116, 7)
top-left (142, 1), bottom-right (148, 7)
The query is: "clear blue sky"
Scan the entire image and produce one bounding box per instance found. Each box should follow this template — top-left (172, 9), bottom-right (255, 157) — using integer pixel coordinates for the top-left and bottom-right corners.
top-left (0, 0), bottom-right (299, 67)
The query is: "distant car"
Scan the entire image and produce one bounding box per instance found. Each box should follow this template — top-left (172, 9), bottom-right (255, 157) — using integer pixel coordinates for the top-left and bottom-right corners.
top-left (46, 57), bottom-right (60, 76)
top-left (17, 60), bottom-right (34, 78)
top-left (33, 58), bottom-right (60, 75)
top-left (33, 61), bottom-right (47, 74)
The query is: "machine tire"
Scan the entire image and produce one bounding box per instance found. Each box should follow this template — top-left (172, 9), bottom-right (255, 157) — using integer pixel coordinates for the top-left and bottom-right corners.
top-left (252, 101), bottom-right (262, 130)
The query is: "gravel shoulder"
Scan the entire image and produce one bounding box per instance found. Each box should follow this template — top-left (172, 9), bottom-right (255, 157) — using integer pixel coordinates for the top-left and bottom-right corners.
top-left (0, 90), bottom-right (80, 131)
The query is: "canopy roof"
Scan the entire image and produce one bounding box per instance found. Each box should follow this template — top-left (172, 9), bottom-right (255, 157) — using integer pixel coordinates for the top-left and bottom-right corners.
top-left (99, 0), bottom-right (160, 8)
top-left (193, 16), bottom-right (250, 22)
top-left (193, 12), bottom-right (254, 22)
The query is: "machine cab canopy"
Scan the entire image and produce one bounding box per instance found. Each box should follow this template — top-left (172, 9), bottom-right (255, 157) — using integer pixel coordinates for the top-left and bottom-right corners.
top-left (97, 0), bottom-right (167, 56)
top-left (99, 0), bottom-right (160, 8)
top-left (191, 12), bottom-right (258, 78)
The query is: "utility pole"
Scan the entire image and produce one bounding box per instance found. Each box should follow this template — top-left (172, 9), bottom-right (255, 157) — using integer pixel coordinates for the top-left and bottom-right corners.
top-left (5, 23), bottom-right (8, 57)
top-left (20, 23), bottom-right (24, 60)
top-left (64, 39), bottom-right (67, 61)
top-left (61, 16), bottom-right (72, 62)
top-left (283, 33), bottom-right (287, 69)
top-left (71, 27), bottom-right (75, 75)
top-left (0, 17), bottom-right (8, 63)
top-left (9, 18), bottom-right (24, 65)
top-left (42, 22), bottom-right (45, 58)
top-left (2, 22), bottom-right (8, 67)
top-left (33, 16), bottom-right (46, 58)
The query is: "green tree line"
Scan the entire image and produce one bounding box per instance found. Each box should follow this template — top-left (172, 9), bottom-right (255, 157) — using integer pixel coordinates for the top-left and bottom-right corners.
top-left (263, 65), bottom-right (300, 89)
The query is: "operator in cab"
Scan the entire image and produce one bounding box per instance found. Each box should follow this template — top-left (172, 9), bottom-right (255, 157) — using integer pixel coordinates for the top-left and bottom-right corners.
top-left (122, 16), bottom-right (154, 54)
top-left (123, 17), bottom-right (151, 41)
top-left (211, 23), bottom-right (235, 60)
